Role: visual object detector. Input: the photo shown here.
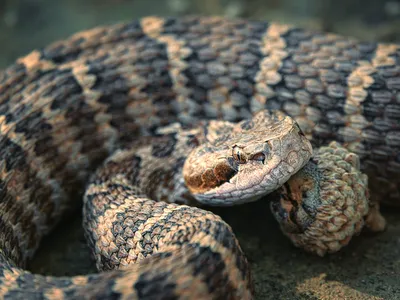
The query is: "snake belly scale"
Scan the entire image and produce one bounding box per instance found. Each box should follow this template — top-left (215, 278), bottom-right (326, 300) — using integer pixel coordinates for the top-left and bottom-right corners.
top-left (0, 15), bottom-right (399, 299)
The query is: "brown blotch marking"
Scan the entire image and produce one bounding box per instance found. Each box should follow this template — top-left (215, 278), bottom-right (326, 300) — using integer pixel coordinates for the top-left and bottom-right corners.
top-left (72, 26), bottom-right (106, 40)
top-left (44, 288), bottom-right (65, 300)
top-left (184, 171), bottom-right (207, 195)
top-left (70, 64), bottom-right (98, 90)
top-left (140, 16), bottom-right (165, 37)
top-left (186, 160), bottom-right (236, 195)
top-left (372, 44), bottom-right (399, 67)
top-left (201, 169), bottom-right (220, 190)
top-left (214, 161), bottom-right (236, 183)
top-left (285, 172), bottom-right (315, 204)
top-left (17, 51), bottom-right (55, 71)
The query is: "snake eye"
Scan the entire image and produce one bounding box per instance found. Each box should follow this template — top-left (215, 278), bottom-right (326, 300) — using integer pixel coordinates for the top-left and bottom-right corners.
top-left (232, 145), bottom-right (247, 164)
top-left (250, 152), bottom-right (266, 163)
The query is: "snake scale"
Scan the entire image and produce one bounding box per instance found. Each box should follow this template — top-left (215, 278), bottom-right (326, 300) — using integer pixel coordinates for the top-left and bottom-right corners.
top-left (0, 15), bottom-right (399, 299)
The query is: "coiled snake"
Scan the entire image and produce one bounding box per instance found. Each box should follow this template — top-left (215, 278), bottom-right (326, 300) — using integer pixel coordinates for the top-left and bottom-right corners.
top-left (0, 16), bottom-right (398, 299)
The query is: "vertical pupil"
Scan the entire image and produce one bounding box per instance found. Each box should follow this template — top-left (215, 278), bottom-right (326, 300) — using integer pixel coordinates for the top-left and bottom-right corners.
top-left (233, 146), bottom-right (246, 163)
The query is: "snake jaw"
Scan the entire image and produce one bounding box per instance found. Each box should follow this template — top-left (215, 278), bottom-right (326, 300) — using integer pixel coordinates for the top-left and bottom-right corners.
top-left (271, 142), bottom-right (371, 257)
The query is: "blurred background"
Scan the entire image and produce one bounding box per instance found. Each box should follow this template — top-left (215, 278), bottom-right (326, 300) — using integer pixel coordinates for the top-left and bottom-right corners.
top-left (0, 0), bottom-right (399, 68)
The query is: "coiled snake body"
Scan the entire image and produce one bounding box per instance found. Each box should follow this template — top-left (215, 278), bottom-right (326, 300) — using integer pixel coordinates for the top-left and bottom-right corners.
top-left (0, 16), bottom-right (399, 299)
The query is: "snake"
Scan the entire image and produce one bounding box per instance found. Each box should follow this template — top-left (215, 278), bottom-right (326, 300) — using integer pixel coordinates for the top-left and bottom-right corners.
top-left (0, 15), bottom-right (399, 299)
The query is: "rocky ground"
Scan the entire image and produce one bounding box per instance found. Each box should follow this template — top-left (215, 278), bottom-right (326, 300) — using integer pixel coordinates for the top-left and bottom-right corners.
top-left (1, 0), bottom-right (399, 299)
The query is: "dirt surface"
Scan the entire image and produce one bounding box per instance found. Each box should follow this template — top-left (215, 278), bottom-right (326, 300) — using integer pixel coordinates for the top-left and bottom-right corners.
top-left (30, 200), bottom-right (400, 300)
top-left (2, 1), bottom-right (399, 299)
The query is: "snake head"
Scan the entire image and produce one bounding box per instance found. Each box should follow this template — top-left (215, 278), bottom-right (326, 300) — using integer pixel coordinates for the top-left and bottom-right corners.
top-left (182, 110), bottom-right (313, 206)
top-left (270, 142), bottom-right (370, 256)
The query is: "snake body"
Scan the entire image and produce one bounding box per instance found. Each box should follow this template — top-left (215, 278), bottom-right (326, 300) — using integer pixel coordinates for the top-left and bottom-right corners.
top-left (0, 16), bottom-right (399, 299)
